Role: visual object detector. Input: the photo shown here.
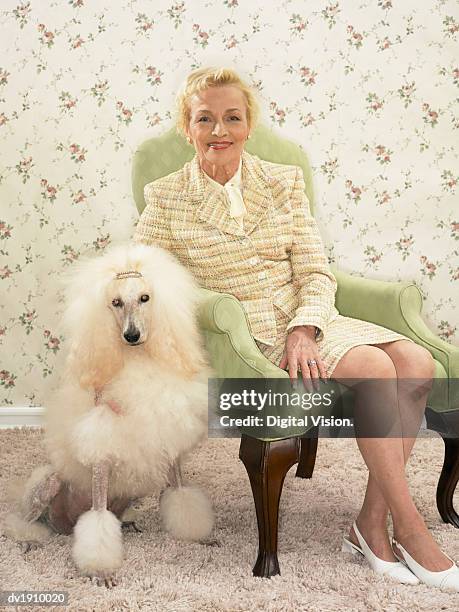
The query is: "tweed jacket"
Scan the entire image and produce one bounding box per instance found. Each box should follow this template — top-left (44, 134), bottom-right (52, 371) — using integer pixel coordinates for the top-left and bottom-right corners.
top-left (133, 149), bottom-right (340, 347)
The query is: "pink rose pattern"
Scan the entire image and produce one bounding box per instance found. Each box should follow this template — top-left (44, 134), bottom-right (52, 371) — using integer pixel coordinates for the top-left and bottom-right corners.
top-left (0, 1), bottom-right (457, 406)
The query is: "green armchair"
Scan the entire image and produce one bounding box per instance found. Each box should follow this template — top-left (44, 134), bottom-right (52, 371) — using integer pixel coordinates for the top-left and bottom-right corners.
top-left (132, 125), bottom-right (459, 577)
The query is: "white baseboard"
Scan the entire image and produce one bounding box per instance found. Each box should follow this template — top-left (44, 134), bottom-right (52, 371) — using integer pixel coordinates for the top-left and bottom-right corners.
top-left (0, 407), bottom-right (44, 429)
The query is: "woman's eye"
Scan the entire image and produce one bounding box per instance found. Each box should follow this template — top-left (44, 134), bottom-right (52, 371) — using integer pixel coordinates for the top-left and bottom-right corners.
top-left (229, 116), bottom-right (240, 120)
top-left (112, 298), bottom-right (123, 308)
top-left (198, 116), bottom-right (209, 122)
top-left (140, 294), bottom-right (150, 303)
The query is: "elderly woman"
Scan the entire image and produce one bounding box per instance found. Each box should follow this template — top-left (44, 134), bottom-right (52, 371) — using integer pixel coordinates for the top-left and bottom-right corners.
top-left (133, 67), bottom-right (459, 590)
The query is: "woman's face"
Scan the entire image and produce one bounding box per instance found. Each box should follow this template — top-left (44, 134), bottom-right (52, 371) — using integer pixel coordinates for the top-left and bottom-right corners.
top-left (185, 85), bottom-right (250, 171)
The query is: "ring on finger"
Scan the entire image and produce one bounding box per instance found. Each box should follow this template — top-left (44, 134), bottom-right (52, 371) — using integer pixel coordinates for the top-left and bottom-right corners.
top-left (307, 359), bottom-right (317, 367)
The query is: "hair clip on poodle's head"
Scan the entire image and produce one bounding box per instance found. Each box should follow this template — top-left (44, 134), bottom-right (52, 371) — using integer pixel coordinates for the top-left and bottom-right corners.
top-left (115, 270), bottom-right (143, 280)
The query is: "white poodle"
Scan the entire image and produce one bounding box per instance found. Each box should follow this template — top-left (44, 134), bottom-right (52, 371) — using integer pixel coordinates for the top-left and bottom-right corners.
top-left (2, 243), bottom-right (214, 587)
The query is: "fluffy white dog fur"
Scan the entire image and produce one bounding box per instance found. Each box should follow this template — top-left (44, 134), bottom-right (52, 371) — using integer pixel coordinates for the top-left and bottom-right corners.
top-left (2, 242), bottom-right (214, 586)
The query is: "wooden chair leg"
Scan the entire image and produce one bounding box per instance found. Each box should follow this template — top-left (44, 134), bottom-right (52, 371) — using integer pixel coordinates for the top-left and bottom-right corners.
top-left (239, 435), bottom-right (300, 578)
top-left (295, 426), bottom-right (319, 478)
top-left (437, 435), bottom-right (459, 528)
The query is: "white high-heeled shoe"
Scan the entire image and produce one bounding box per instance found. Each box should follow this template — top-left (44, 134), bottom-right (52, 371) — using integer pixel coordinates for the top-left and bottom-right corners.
top-left (392, 537), bottom-right (459, 592)
top-left (341, 521), bottom-right (419, 585)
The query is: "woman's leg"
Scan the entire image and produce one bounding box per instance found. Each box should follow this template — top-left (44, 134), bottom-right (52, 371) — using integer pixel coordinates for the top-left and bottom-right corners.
top-left (331, 341), bottom-right (453, 571)
top-left (348, 340), bottom-right (432, 557)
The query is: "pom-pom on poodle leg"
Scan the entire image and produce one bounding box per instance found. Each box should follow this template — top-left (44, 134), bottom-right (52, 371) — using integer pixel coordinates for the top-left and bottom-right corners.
top-left (160, 461), bottom-right (214, 542)
top-left (2, 465), bottom-right (63, 553)
top-left (72, 459), bottom-right (122, 588)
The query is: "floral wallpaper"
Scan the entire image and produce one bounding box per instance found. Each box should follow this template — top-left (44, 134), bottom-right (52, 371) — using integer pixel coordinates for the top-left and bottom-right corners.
top-left (0, 0), bottom-right (457, 407)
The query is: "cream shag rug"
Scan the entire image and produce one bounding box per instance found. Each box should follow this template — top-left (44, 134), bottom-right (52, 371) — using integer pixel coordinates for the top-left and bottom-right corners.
top-left (1, 428), bottom-right (459, 612)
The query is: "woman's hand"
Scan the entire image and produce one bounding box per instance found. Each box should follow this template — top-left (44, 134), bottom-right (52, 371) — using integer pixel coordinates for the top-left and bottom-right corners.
top-left (279, 325), bottom-right (328, 391)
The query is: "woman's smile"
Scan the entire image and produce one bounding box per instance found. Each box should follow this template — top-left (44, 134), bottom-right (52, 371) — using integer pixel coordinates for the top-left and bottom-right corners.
top-left (208, 141), bottom-right (232, 150)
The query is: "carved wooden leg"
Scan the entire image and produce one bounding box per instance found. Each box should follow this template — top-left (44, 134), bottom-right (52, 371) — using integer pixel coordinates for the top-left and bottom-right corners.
top-left (295, 426), bottom-right (319, 479)
top-left (239, 435), bottom-right (300, 578)
top-left (437, 435), bottom-right (459, 528)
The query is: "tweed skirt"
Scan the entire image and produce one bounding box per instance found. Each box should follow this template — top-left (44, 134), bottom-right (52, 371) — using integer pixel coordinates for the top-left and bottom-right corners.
top-left (255, 306), bottom-right (414, 377)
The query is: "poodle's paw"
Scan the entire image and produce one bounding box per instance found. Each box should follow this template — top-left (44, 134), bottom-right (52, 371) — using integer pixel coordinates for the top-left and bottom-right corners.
top-left (120, 505), bottom-right (143, 531)
top-left (160, 486), bottom-right (214, 541)
top-left (72, 509), bottom-right (123, 578)
top-left (87, 571), bottom-right (118, 589)
top-left (121, 520), bottom-right (142, 533)
top-left (202, 537), bottom-right (221, 547)
top-left (1, 512), bottom-right (52, 546)
top-left (20, 540), bottom-right (44, 554)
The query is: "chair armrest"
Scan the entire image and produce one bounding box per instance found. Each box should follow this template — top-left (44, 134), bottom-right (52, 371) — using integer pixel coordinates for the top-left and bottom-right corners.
top-left (332, 267), bottom-right (459, 380)
top-left (197, 288), bottom-right (288, 378)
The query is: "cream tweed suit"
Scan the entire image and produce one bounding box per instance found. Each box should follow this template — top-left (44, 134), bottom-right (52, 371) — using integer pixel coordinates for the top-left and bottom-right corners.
top-left (132, 149), bottom-right (412, 375)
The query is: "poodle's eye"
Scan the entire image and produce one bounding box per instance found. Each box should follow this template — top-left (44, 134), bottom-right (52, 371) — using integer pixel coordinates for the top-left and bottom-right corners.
top-left (140, 294), bottom-right (150, 303)
top-left (112, 298), bottom-right (123, 308)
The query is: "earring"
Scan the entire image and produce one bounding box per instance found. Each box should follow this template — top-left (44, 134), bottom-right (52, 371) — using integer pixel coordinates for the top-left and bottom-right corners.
top-left (187, 137), bottom-right (192, 143)
top-left (247, 134), bottom-right (251, 140)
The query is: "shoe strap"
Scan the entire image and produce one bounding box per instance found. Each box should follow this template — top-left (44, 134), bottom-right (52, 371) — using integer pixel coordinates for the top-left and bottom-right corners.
top-left (392, 537), bottom-right (457, 572)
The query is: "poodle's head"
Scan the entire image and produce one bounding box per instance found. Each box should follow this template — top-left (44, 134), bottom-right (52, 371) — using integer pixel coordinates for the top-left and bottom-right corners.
top-left (61, 242), bottom-right (207, 389)
top-left (105, 269), bottom-right (152, 347)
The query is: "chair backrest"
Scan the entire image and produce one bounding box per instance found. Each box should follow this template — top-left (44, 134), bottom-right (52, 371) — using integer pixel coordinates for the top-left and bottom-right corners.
top-left (132, 124), bottom-right (316, 216)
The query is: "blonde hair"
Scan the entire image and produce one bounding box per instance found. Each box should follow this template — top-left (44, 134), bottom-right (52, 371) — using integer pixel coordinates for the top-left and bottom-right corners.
top-left (175, 66), bottom-right (260, 137)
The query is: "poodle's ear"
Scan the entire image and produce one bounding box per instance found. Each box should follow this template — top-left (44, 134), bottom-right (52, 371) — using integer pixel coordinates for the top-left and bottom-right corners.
top-left (145, 300), bottom-right (207, 379)
top-left (60, 271), bottom-right (124, 391)
top-left (143, 255), bottom-right (208, 379)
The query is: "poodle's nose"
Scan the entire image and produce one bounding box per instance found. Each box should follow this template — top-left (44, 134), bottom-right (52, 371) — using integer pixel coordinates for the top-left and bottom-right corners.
top-left (124, 329), bottom-right (140, 344)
